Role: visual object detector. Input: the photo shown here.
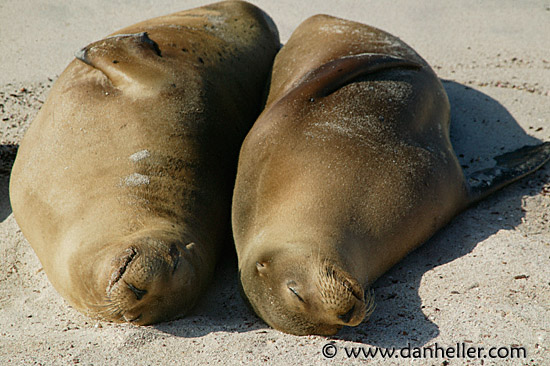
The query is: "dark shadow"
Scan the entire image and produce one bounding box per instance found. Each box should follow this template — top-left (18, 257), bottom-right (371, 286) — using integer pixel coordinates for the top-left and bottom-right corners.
top-left (154, 81), bottom-right (549, 345)
top-left (0, 144), bottom-right (18, 221)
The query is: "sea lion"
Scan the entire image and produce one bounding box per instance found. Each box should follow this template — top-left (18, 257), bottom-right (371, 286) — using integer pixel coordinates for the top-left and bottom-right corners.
top-left (231, 14), bottom-right (550, 335)
top-left (9, 0), bottom-right (279, 325)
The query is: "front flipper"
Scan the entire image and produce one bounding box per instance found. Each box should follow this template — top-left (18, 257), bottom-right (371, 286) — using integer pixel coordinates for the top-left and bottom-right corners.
top-left (294, 53), bottom-right (423, 100)
top-left (466, 142), bottom-right (550, 204)
top-left (75, 32), bottom-right (165, 91)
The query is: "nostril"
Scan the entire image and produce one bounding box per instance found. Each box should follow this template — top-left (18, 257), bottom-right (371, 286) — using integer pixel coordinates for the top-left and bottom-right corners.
top-left (338, 305), bottom-right (355, 323)
top-left (127, 282), bottom-right (148, 300)
top-left (169, 244), bottom-right (180, 274)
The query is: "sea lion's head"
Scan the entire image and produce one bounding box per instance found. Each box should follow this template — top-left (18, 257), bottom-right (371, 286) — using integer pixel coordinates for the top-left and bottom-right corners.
top-left (239, 249), bottom-right (375, 335)
top-left (73, 226), bottom-right (206, 325)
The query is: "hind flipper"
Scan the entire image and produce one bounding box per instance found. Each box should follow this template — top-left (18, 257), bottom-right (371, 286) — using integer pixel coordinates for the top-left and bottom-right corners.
top-left (466, 142), bottom-right (550, 204)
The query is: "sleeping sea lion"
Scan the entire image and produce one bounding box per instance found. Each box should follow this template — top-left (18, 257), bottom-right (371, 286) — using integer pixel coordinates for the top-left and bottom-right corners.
top-left (231, 14), bottom-right (550, 335)
top-left (9, 0), bottom-right (279, 325)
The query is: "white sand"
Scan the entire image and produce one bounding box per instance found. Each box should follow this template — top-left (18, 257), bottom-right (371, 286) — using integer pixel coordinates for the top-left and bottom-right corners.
top-left (1, 1), bottom-right (549, 365)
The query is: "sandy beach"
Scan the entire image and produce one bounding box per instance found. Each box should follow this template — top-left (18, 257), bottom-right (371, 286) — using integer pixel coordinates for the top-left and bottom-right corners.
top-left (1, 1), bottom-right (549, 365)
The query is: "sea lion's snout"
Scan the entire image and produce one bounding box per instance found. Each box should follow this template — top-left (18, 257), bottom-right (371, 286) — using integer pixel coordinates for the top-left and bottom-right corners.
top-left (319, 264), bottom-right (374, 327)
top-left (97, 232), bottom-right (202, 325)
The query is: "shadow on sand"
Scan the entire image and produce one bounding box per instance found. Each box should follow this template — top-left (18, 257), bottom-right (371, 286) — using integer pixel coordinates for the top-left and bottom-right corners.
top-left (0, 144), bottom-right (18, 222)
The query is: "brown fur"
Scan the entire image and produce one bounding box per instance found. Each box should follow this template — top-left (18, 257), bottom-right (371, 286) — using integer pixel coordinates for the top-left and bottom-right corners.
top-left (232, 14), bottom-right (467, 335)
top-left (10, 0), bottom-right (279, 325)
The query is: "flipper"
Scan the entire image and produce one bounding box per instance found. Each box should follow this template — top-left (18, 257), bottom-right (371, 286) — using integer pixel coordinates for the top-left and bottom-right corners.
top-left (466, 142), bottom-right (550, 204)
top-left (74, 32), bottom-right (164, 89)
top-left (290, 52), bottom-right (423, 102)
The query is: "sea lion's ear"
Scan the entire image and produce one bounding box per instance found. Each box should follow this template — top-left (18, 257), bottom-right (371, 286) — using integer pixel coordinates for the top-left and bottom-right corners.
top-left (256, 261), bottom-right (268, 275)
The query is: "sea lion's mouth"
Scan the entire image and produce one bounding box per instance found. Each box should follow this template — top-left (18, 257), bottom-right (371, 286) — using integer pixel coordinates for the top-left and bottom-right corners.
top-left (107, 247), bottom-right (138, 294)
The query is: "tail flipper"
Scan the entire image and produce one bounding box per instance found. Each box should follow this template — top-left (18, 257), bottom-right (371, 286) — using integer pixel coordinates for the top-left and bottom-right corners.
top-left (466, 142), bottom-right (550, 204)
